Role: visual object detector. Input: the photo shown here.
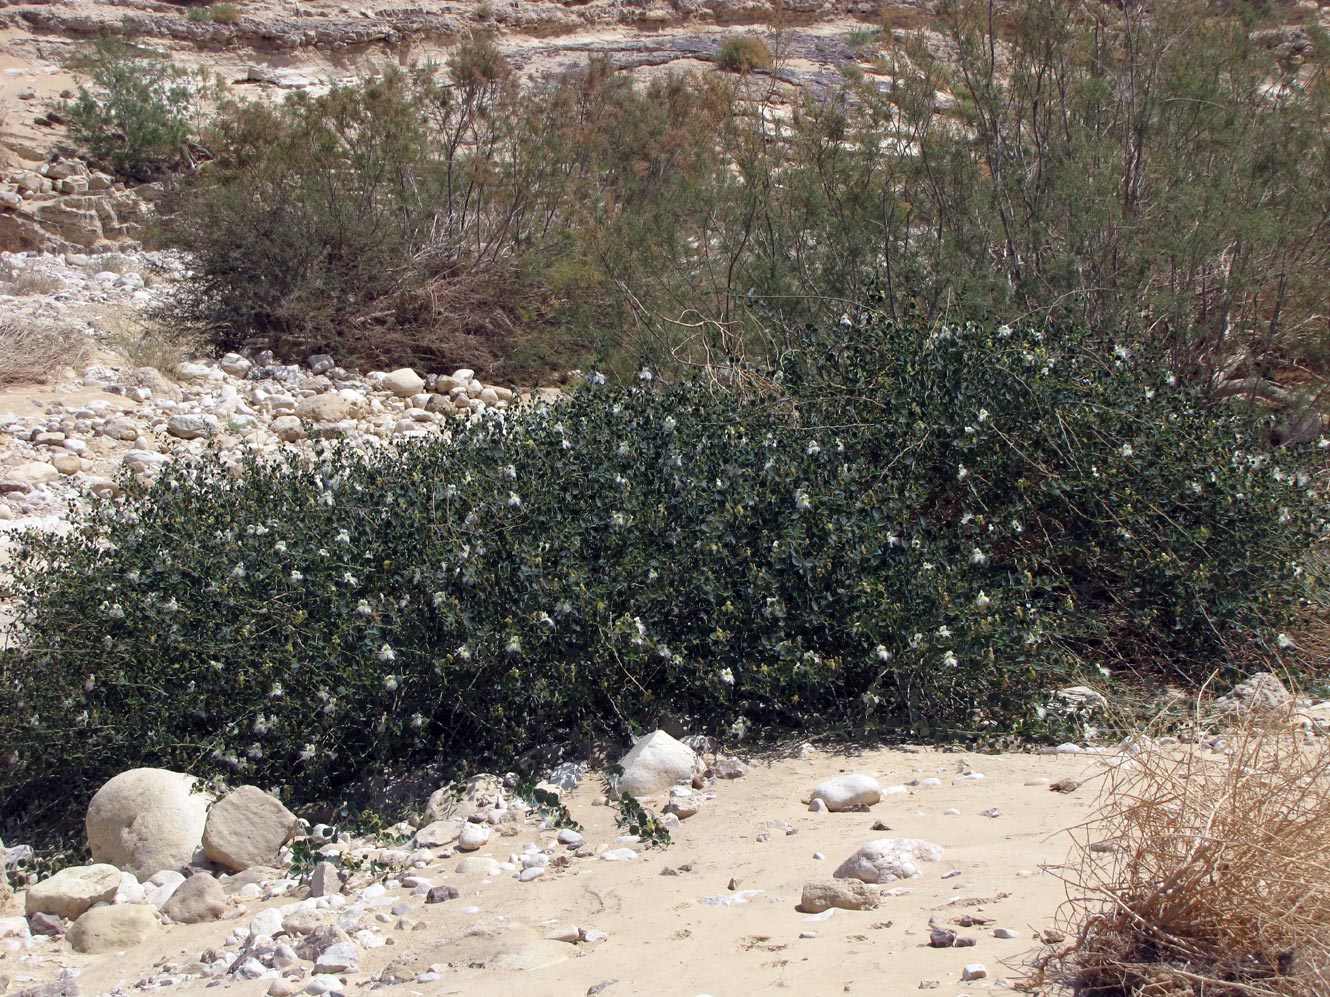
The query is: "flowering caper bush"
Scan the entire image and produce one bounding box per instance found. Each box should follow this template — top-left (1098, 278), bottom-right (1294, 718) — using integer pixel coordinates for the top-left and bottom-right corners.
top-left (0, 319), bottom-right (1323, 832)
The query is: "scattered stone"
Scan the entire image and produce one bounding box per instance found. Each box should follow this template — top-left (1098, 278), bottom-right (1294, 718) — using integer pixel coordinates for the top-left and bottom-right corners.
top-left (809, 774), bottom-right (882, 812)
top-left (202, 785), bottom-right (299, 871)
top-left (24, 864), bottom-right (121, 919)
top-left (27, 912), bottom-right (65, 936)
top-left (86, 768), bottom-right (213, 880)
top-left (1217, 671), bottom-right (1292, 713)
top-left (294, 393), bottom-right (350, 423)
top-left (713, 758), bottom-right (747, 779)
top-left (67, 904), bottom-right (160, 954)
top-left (834, 839), bottom-right (944, 883)
top-left (314, 941), bottom-right (360, 974)
top-left (381, 368), bottom-right (425, 398)
top-left (994, 927), bottom-right (1020, 939)
top-left (161, 873), bottom-right (227, 924)
top-left (309, 861), bottom-right (341, 898)
top-left (961, 964), bottom-right (988, 981)
top-left (1050, 778), bottom-right (1080, 794)
top-left (413, 820), bottom-right (460, 848)
top-left (455, 856), bottom-right (502, 875)
top-left (425, 886), bottom-right (459, 904)
top-left (457, 824), bottom-right (491, 852)
top-left (295, 925), bottom-right (352, 962)
top-left (613, 730), bottom-right (702, 798)
top-left (166, 414), bottom-right (214, 440)
top-left (798, 879), bottom-right (880, 914)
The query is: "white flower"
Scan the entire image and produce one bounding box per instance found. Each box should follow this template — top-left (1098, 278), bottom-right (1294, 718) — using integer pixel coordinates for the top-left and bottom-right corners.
top-left (274, 540), bottom-right (288, 554)
top-left (974, 591), bottom-right (991, 611)
top-left (160, 596), bottom-right (179, 613)
top-left (357, 599), bottom-right (372, 616)
top-left (970, 548), bottom-right (987, 566)
top-left (377, 643), bottom-right (396, 662)
top-left (503, 464), bottom-right (517, 480)
top-left (1277, 632), bottom-right (1296, 649)
top-left (335, 529), bottom-right (350, 544)
top-left (383, 674), bottom-right (399, 691)
top-left (957, 465), bottom-right (969, 480)
top-left (996, 324), bottom-right (1012, 338)
top-left (937, 625), bottom-right (952, 638)
top-left (290, 570), bottom-right (303, 582)
top-left (506, 635), bottom-right (522, 655)
top-left (84, 674), bottom-right (96, 692)
top-left (269, 682), bottom-right (284, 698)
top-left (231, 563), bottom-right (247, 580)
top-left (1114, 344), bottom-right (1131, 360)
top-left (342, 572), bottom-right (358, 586)
top-left (794, 489), bottom-right (812, 511)
top-left (410, 713), bottom-right (426, 729)
top-left (977, 408), bottom-right (989, 423)
top-left (941, 651), bottom-right (958, 668)
top-left (507, 492), bottom-right (522, 509)
top-left (875, 644), bottom-right (892, 662)
top-left (719, 667), bottom-right (735, 685)
top-left (806, 440), bottom-right (821, 456)
top-left (662, 416), bottom-right (677, 433)
top-left (1120, 443), bottom-right (1134, 458)
top-left (590, 371), bottom-right (606, 386)
top-left (610, 511), bottom-right (627, 528)
top-left (298, 743), bottom-right (317, 763)
top-left (638, 368), bottom-right (654, 382)
top-left (885, 533), bottom-right (900, 547)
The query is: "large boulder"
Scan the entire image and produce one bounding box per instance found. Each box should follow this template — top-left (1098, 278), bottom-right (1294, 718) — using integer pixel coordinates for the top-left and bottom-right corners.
top-left (833, 838), bottom-right (944, 884)
top-left (86, 769), bottom-right (214, 880)
top-left (67, 904), bottom-right (160, 954)
top-left (808, 774), bottom-right (882, 812)
top-left (202, 786), bottom-right (299, 872)
top-left (161, 872), bottom-right (227, 924)
top-left (24, 864), bottom-right (121, 919)
top-left (614, 730), bottom-right (702, 799)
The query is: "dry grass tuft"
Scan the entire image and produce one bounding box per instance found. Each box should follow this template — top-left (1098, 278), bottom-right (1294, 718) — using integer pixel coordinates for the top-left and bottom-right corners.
top-left (1, 264), bottom-right (64, 297)
top-left (0, 318), bottom-right (91, 385)
top-left (1040, 704), bottom-right (1330, 996)
top-left (102, 313), bottom-right (205, 374)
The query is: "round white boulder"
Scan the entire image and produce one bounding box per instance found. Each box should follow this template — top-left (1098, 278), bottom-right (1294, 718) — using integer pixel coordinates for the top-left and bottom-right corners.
top-left (86, 768), bottom-right (214, 880)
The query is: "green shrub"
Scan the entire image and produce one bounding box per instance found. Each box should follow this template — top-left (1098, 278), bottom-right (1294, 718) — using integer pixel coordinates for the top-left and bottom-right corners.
top-left (209, 3), bottom-right (241, 25)
top-left (1, 319), bottom-right (1321, 834)
top-left (63, 39), bottom-right (215, 181)
top-left (716, 36), bottom-right (772, 73)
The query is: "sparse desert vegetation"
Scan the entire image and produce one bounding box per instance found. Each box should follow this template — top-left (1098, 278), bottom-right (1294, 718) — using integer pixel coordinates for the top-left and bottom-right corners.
top-left (1, 0), bottom-right (1329, 993)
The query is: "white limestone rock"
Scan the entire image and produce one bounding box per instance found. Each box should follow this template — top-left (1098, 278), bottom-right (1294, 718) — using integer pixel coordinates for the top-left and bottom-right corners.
top-left (614, 730), bottom-right (701, 799)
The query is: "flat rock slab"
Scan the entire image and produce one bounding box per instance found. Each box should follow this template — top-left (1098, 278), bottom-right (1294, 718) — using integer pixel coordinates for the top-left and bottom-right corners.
top-left (25, 864), bottom-right (121, 920)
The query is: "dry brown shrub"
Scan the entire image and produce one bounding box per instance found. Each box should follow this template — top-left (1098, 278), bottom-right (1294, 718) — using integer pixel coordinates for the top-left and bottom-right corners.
top-left (0, 318), bottom-right (91, 384)
top-left (102, 313), bottom-right (205, 374)
top-left (1041, 704), bottom-right (1330, 996)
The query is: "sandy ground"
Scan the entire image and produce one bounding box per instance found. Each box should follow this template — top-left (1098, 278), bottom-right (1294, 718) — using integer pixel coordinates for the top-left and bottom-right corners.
top-left (4, 745), bottom-right (1104, 997)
